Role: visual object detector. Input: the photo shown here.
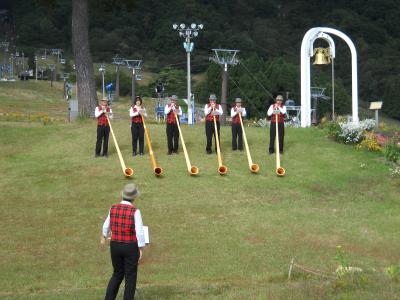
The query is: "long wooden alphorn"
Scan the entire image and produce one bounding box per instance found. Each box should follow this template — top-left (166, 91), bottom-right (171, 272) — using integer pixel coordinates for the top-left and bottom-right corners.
top-left (275, 113), bottom-right (286, 177)
top-left (105, 115), bottom-right (134, 177)
top-left (238, 112), bottom-right (259, 173)
top-left (141, 115), bottom-right (163, 176)
top-left (212, 109), bottom-right (228, 175)
top-left (174, 114), bottom-right (199, 175)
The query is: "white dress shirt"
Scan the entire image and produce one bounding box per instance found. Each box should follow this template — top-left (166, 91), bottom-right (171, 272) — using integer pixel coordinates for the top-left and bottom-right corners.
top-left (129, 105), bottom-right (147, 118)
top-left (230, 106), bottom-right (247, 117)
top-left (204, 104), bottom-right (223, 116)
top-left (95, 106), bottom-right (113, 119)
top-left (102, 200), bottom-right (146, 248)
top-left (164, 103), bottom-right (182, 116)
top-left (267, 104), bottom-right (286, 116)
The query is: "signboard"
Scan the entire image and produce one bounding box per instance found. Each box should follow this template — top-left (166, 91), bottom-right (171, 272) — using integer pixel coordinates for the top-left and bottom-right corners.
top-left (369, 101), bottom-right (383, 110)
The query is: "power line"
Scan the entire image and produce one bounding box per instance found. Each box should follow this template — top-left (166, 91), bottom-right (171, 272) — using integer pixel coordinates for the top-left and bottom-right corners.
top-left (239, 61), bottom-right (274, 99)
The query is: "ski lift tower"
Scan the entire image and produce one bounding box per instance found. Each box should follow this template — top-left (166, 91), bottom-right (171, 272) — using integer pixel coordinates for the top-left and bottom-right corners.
top-left (112, 55), bottom-right (125, 99)
top-left (210, 49), bottom-right (239, 125)
top-left (124, 59), bottom-right (142, 104)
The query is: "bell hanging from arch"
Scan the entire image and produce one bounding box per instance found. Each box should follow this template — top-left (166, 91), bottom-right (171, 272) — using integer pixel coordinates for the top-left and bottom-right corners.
top-left (313, 47), bottom-right (331, 65)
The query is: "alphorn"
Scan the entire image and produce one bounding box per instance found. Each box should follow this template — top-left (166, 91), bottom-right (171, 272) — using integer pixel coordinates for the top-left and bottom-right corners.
top-left (174, 114), bottom-right (199, 175)
top-left (238, 112), bottom-right (259, 173)
top-left (213, 110), bottom-right (228, 175)
top-left (275, 113), bottom-right (286, 176)
top-left (105, 115), bottom-right (134, 177)
top-left (141, 115), bottom-right (163, 176)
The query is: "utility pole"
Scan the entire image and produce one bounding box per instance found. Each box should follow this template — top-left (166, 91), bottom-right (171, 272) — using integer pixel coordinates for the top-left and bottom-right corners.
top-left (172, 23), bottom-right (203, 125)
top-left (112, 55), bottom-right (125, 99)
top-left (210, 49), bottom-right (240, 125)
top-left (124, 59), bottom-right (142, 104)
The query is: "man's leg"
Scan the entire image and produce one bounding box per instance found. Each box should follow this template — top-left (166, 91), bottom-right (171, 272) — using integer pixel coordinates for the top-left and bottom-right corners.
top-left (105, 242), bottom-right (125, 300)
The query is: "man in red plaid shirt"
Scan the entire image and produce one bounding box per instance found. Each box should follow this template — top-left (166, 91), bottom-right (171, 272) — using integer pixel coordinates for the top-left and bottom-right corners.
top-left (101, 183), bottom-right (146, 300)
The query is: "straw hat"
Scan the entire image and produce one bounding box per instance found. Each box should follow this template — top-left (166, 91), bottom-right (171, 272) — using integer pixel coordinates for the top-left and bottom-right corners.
top-left (209, 94), bottom-right (217, 101)
top-left (121, 183), bottom-right (140, 201)
top-left (235, 97), bottom-right (242, 103)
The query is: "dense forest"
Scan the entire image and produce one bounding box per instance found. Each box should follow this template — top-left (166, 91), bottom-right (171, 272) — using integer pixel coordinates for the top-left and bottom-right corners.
top-left (3, 0), bottom-right (400, 119)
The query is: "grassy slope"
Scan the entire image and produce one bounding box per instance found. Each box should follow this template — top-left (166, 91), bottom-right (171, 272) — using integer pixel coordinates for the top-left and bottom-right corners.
top-left (0, 81), bottom-right (399, 299)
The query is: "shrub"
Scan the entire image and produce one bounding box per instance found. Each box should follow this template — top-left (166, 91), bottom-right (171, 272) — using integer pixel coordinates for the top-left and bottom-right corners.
top-left (356, 132), bottom-right (383, 152)
top-left (384, 138), bottom-right (400, 163)
top-left (327, 118), bottom-right (376, 144)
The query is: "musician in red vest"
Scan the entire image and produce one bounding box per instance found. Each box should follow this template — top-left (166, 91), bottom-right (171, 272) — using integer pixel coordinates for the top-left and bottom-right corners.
top-left (230, 97), bottom-right (247, 151)
top-left (164, 95), bottom-right (182, 155)
top-left (129, 96), bottom-right (147, 156)
top-left (267, 94), bottom-right (287, 154)
top-left (95, 98), bottom-right (113, 158)
top-left (204, 94), bottom-right (223, 154)
top-left (101, 183), bottom-right (146, 300)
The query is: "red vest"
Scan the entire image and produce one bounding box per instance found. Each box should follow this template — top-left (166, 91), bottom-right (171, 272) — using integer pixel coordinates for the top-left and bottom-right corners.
top-left (271, 105), bottom-right (285, 123)
top-left (206, 103), bottom-right (220, 122)
top-left (110, 203), bottom-right (137, 243)
top-left (166, 104), bottom-right (179, 124)
top-left (231, 106), bottom-right (242, 124)
top-left (97, 106), bottom-right (110, 126)
top-left (131, 106), bottom-right (143, 123)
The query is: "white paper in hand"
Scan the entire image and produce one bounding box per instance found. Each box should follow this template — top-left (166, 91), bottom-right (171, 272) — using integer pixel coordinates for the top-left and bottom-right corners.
top-left (143, 226), bottom-right (150, 244)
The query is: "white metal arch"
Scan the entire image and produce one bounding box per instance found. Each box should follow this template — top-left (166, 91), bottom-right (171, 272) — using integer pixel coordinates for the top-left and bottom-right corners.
top-left (300, 27), bottom-right (359, 127)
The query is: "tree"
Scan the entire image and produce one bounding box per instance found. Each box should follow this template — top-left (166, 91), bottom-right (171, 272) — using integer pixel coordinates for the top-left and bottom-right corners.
top-left (72, 0), bottom-right (98, 116)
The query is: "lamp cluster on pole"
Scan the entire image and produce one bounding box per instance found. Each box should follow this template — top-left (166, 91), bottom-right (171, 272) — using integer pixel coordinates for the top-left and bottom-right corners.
top-left (172, 23), bottom-right (204, 125)
top-left (210, 49), bottom-right (240, 125)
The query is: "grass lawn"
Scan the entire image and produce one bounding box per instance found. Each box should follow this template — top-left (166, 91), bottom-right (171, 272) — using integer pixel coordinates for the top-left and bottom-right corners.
top-left (0, 81), bottom-right (399, 299)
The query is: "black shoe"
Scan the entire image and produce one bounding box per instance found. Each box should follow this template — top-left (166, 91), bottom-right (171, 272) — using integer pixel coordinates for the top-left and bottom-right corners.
top-left (95, 154), bottom-right (100, 158)
top-left (269, 151), bottom-right (274, 154)
top-left (206, 150), bottom-right (212, 154)
top-left (173, 150), bottom-right (178, 154)
top-left (139, 152), bottom-right (144, 156)
top-left (103, 154), bottom-right (109, 158)
top-left (133, 151), bottom-right (137, 157)
top-left (168, 151), bottom-right (173, 155)
top-left (279, 151), bottom-right (283, 154)
top-left (232, 148), bottom-right (237, 151)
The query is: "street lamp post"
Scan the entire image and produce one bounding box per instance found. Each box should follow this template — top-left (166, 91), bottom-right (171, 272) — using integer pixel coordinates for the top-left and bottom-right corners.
top-left (99, 64), bottom-right (106, 99)
top-left (172, 23), bottom-right (203, 125)
top-left (34, 56), bottom-right (38, 80)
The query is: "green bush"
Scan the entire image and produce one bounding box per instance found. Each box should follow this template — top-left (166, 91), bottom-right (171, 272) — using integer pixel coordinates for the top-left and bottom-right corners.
top-left (384, 138), bottom-right (400, 163)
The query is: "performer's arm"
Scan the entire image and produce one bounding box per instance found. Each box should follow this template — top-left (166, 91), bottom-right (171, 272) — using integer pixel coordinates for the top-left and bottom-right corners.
top-left (130, 107), bottom-right (137, 117)
top-left (231, 107), bottom-right (237, 117)
top-left (176, 106), bottom-right (182, 116)
top-left (102, 211), bottom-right (111, 238)
top-left (204, 105), bottom-right (211, 116)
top-left (216, 105), bottom-right (223, 115)
top-left (267, 105), bottom-right (274, 116)
top-left (135, 209), bottom-right (146, 261)
top-left (279, 105), bottom-right (286, 114)
top-left (95, 106), bottom-right (102, 118)
top-left (164, 105), bottom-right (171, 115)
top-left (108, 108), bottom-right (113, 120)
top-left (242, 107), bottom-right (247, 117)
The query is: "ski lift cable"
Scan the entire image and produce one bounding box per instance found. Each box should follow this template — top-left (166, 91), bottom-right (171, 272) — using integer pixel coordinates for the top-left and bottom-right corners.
top-left (238, 61), bottom-right (274, 99)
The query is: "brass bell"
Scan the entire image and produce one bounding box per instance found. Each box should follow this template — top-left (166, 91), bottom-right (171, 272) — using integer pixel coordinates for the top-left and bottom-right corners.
top-left (313, 47), bottom-right (331, 65)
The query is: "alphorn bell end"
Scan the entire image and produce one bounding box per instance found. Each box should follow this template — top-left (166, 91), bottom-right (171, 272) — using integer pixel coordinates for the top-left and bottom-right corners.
top-left (190, 166), bottom-right (199, 176)
top-left (276, 167), bottom-right (286, 177)
top-left (250, 164), bottom-right (260, 173)
top-left (124, 168), bottom-right (134, 177)
top-left (154, 167), bottom-right (163, 177)
top-left (218, 165), bottom-right (228, 175)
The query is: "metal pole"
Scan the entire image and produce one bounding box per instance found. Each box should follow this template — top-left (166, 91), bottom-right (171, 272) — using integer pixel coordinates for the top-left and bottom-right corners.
top-left (375, 110), bottom-right (379, 128)
top-left (102, 71), bottom-right (105, 99)
top-left (131, 68), bottom-right (136, 104)
top-left (35, 57), bottom-right (38, 81)
top-left (332, 58), bottom-right (335, 121)
top-left (187, 48), bottom-right (192, 125)
top-left (51, 70), bottom-right (54, 87)
top-left (221, 63), bottom-right (228, 125)
top-left (115, 65), bottom-right (120, 99)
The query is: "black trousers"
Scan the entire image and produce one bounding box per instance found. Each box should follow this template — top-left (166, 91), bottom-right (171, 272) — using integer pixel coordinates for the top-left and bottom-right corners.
top-left (96, 125), bottom-right (110, 156)
top-left (105, 241), bottom-right (140, 300)
top-left (131, 123), bottom-right (144, 154)
top-left (205, 121), bottom-right (220, 152)
top-left (269, 122), bottom-right (284, 153)
top-left (166, 123), bottom-right (179, 152)
top-left (231, 123), bottom-right (243, 150)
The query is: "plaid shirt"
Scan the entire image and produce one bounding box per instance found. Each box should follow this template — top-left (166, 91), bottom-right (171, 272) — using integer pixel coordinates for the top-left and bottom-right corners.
top-left (109, 203), bottom-right (137, 243)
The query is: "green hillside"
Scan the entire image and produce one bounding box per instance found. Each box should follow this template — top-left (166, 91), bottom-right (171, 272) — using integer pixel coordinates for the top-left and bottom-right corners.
top-left (0, 81), bottom-right (399, 299)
